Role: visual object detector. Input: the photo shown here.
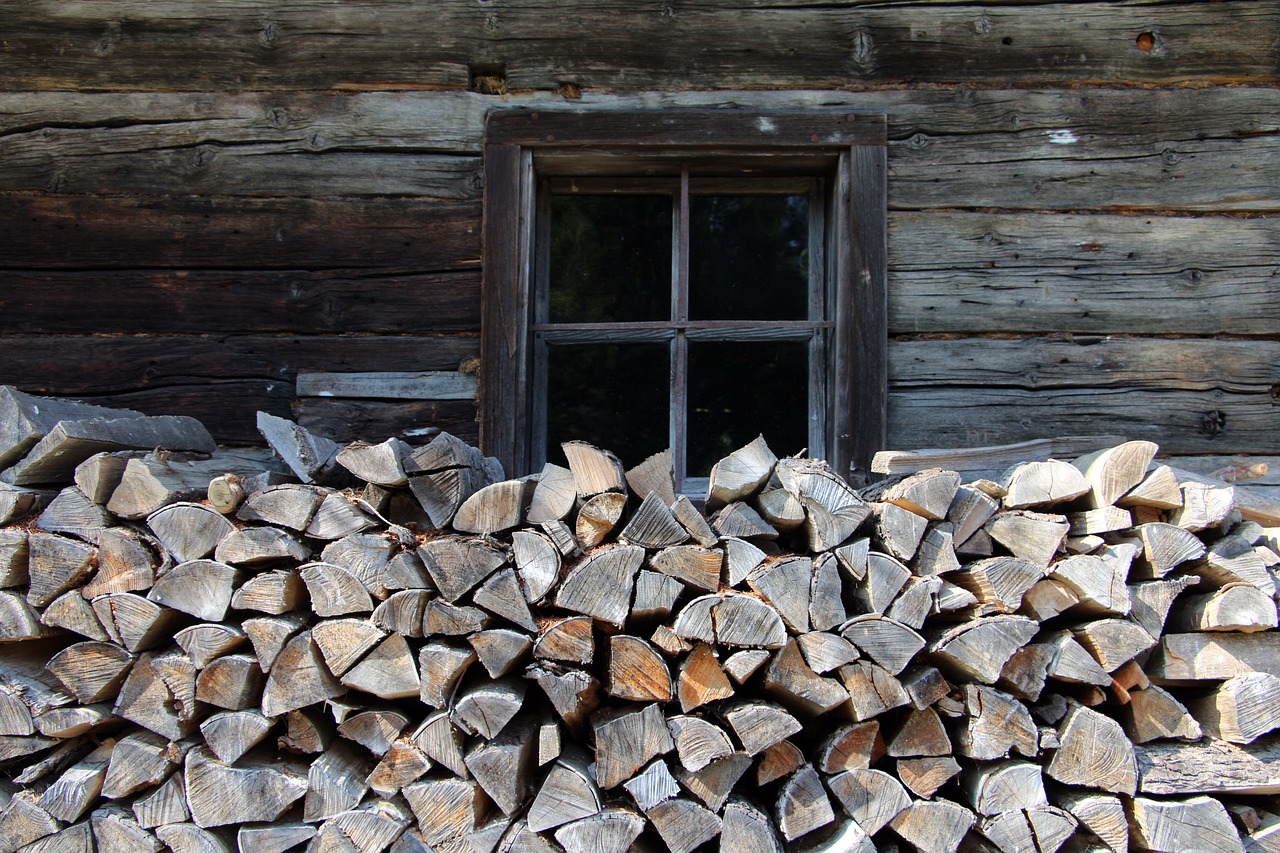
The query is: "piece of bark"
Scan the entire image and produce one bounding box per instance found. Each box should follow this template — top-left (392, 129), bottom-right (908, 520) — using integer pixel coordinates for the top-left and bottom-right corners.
top-left (465, 718), bottom-right (538, 816)
top-left (592, 703), bottom-right (673, 789)
top-left (527, 750), bottom-right (602, 833)
top-left (453, 676), bottom-right (526, 739)
top-left (1126, 685), bottom-right (1202, 743)
top-left (1047, 703), bottom-right (1137, 795)
top-left (5, 415), bottom-right (215, 486)
top-left (1147, 632), bottom-right (1280, 682)
top-left (678, 643), bottom-right (736, 713)
top-left (645, 797), bottom-right (723, 853)
top-left (607, 635), bottom-right (672, 703)
top-left (554, 805), bottom-right (645, 853)
top-left (987, 510), bottom-right (1070, 567)
top-left (200, 710), bottom-right (273, 764)
top-left (94, 591), bottom-right (180, 650)
top-left (897, 756), bottom-right (962, 798)
top-left (1054, 790), bottom-right (1128, 853)
top-left (236, 484), bottom-right (325, 532)
top-left (148, 559), bottom-right (240, 621)
top-left (890, 798), bottom-right (975, 853)
top-left (261, 630), bottom-right (346, 718)
top-left (195, 653), bottom-right (264, 710)
top-left (1129, 795), bottom-right (1245, 853)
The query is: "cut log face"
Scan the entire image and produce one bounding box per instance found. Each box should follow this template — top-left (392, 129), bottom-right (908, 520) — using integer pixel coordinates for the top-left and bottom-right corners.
top-left (1046, 703), bottom-right (1138, 796)
top-left (1191, 672), bottom-right (1280, 744)
top-left (555, 545), bottom-right (644, 628)
top-left (890, 798), bottom-right (975, 853)
top-left (591, 704), bottom-right (673, 790)
top-left (1129, 795), bottom-right (1245, 853)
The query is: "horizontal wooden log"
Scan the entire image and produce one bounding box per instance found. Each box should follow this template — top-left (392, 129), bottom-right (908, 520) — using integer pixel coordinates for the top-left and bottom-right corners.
top-left (891, 338), bottom-right (1280, 395)
top-left (295, 399), bottom-right (478, 445)
top-left (3, 3), bottom-right (1275, 90)
top-left (296, 372), bottom-right (477, 402)
top-left (0, 195), bottom-right (479, 270)
top-left (0, 272), bottom-right (478, 335)
top-left (889, 213), bottom-right (1280, 335)
top-left (1136, 736), bottom-right (1280, 795)
top-left (887, 387), bottom-right (1280, 455)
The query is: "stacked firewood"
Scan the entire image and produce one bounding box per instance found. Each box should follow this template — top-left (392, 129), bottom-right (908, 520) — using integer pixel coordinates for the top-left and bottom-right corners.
top-left (1, 385), bottom-right (1279, 853)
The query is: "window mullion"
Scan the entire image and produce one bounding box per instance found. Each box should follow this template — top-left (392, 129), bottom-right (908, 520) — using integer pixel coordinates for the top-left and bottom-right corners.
top-left (672, 165), bottom-right (691, 492)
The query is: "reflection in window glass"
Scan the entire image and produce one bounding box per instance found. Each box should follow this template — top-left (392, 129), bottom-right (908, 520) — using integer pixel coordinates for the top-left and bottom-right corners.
top-left (687, 340), bottom-right (809, 476)
top-left (545, 343), bottom-right (670, 468)
top-left (549, 195), bottom-right (673, 323)
top-left (689, 194), bottom-right (809, 321)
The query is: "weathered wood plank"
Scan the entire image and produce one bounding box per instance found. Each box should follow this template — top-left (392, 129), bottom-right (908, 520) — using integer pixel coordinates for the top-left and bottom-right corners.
top-left (889, 212), bottom-right (1280, 335)
top-left (296, 372), bottom-right (477, 401)
top-left (0, 272), bottom-right (478, 335)
top-left (0, 195), bottom-right (479, 269)
top-left (2, 2), bottom-right (1275, 90)
top-left (295, 399), bottom-right (478, 445)
top-left (890, 338), bottom-right (1280, 393)
top-left (888, 387), bottom-right (1280, 455)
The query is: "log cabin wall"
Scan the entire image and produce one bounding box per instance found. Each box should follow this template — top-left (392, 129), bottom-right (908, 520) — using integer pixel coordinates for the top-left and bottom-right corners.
top-left (1, 1), bottom-right (1277, 475)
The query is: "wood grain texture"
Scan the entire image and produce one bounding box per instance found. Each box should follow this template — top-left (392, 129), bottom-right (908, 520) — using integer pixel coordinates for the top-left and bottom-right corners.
top-left (3, 2), bottom-right (1275, 90)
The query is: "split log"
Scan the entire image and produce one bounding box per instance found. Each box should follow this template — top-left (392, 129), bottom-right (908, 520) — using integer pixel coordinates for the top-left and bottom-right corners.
top-left (1054, 790), bottom-right (1128, 853)
top-left (558, 440), bottom-right (627, 497)
top-left (776, 764), bottom-right (834, 842)
top-left (335, 438), bottom-right (411, 487)
top-left (679, 643), bottom-right (735, 712)
top-left (1071, 441), bottom-right (1160, 509)
top-left (1125, 685), bottom-right (1202, 743)
top-left (1046, 703), bottom-right (1137, 795)
top-left (556, 545), bottom-right (643, 628)
top-left (706, 436), bottom-right (775, 509)
top-left (652, 545), bottom-right (721, 593)
top-left (35, 487), bottom-right (114, 543)
top-left (132, 772), bottom-right (189, 829)
top-left (526, 463), bottom-right (576, 525)
top-left (41, 590), bottom-right (109, 642)
top-left (1129, 795), bottom-right (1244, 853)
top-left (1119, 464), bottom-right (1184, 511)
top-left (631, 570), bottom-right (683, 622)
top-left (417, 643), bottom-right (476, 707)
top-left (645, 798), bottom-right (722, 853)
top-left (473, 567), bottom-right (538, 632)
top-left (1191, 672), bottom-right (1280, 744)
top-left (195, 654), bottom-right (263, 710)
top-left (148, 559), bottom-right (240, 621)
top-left (236, 484), bottom-right (325, 532)
top-left (304, 741), bottom-right (372, 822)
top-left (527, 750), bottom-right (601, 833)
top-left (620, 492), bottom-right (687, 549)
top-left (372, 590), bottom-right (431, 638)
top-left (366, 739), bottom-right (432, 796)
top-left (256, 412), bottom-right (342, 486)
top-left (1170, 480), bottom-right (1236, 531)
top-left (1170, 583), bottom-right (1278, 632)
top-left (871, 502), bottom-right (928, 562)
top-left (260, 631), bottom-right (346, 718)
top-left (339, 633), bottom-right (420, 700)
top-left (230, 569), bottom-right (306, 615)
top-left (454, 479), bottom-right (531, 535)
top-left (673, 496), bottom-right (718, 548)
top-left (1073, 619), bottom-right (1156, 672)
top-left (987, 511), bottom-right (1069, 567)
top-left (607, 635), bottom-right (672, 703)
top-left (928, 616), bottom-right (1038, 684)
top-left (82, 528), bottom-right (162, 599)
top-left (0, 386), bottom-right (144, 469)
top-left (511, 530), bottom-right (560, 605)
top-left (1001, 459), bottom-right (1090, 509)
top-left (889, 798), bottom-right (975, 853)
top-left (762, 639), bottom-right (848, 716)
top-left (214, 526), bottom-right (308, 566)
top-left (465, 718), bottom-right (537, 816)
top-left (554, 805), bottom-right (645, 853)
top-left (4, 415), bottom-right (214, 486)
top-left (452, 676), bottom-right (526, 739)
top-left (576, 492), bottom-right (627, 548)
top-left (719, 798), bottom-right (783, 853)
top-left (979, 805), bottom-right (1077, 853)
top-left (470, 629), bottom-right (533, 678)
top-left (839, 660), bottom-right (911, 721)
top-left (200, 710), bottom-right (273, 764)
top-left (27, 533), bottom-right (96, 609)
top-left (955, 684), bottom-right (1038, 761)
top-left (1147, 632), bottom-right (1280, 682)
top-left (410, 711), bottom-right (468, 778)
top-left (622, 759), bottom-right (679, 811)
top-left (38, 740), bottom-right (113, 823)
top-left (591, 703), bottom-right (673, 790)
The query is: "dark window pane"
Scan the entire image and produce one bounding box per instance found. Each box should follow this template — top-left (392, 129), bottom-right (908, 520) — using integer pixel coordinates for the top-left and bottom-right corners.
top-left (545, 343), bottom-right (670, 468)
top-left (687, 340), bottom-right (809, 477)
top-left (689, 194), bottom-right (809, 321)
top-left (549, 195), bottom-right (672, 323)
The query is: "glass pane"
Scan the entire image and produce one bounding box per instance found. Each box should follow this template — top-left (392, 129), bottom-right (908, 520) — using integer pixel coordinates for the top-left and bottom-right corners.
top-left (548, 194), bottom-right (673, 323)
top-left (689, 194), bottom-right (809, 321)
top-left (687, 340), bottom-right (809, 477)
top-left (545, 343), bottom-right (670, 468)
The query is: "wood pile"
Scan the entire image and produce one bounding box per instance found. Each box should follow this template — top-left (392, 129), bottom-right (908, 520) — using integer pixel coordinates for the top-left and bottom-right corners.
top-left (0, 387), bottom-right (1279, 853)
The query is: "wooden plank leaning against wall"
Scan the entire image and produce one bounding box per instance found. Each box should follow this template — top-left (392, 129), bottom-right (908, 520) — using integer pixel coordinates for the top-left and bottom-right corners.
top-left (0, 1), bottom-right (1276, 467)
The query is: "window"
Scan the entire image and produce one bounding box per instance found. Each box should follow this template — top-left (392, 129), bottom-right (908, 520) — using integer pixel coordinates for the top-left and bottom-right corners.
top-left (481, 110), bottom-right (886, 490)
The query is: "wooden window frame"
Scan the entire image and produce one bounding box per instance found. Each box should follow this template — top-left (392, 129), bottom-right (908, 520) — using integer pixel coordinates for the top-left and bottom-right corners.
top-left (481, 109), bottom-right (887, 484)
